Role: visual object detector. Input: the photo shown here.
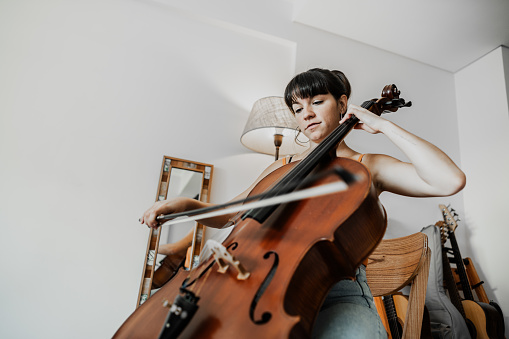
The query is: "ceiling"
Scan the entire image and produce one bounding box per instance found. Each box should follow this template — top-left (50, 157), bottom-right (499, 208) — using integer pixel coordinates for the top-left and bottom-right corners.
top-left (292, 0), bottom-right (509, 73)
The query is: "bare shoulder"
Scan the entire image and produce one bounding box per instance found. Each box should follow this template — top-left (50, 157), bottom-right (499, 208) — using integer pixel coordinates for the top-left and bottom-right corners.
top-left (362, 153), bottom-right (403, 168)
top-left (360, 153), bottom-right (407, 193)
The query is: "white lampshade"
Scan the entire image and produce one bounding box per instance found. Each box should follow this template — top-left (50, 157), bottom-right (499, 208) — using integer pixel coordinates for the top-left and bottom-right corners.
top-left (241, 97), bottom-right (309, 158)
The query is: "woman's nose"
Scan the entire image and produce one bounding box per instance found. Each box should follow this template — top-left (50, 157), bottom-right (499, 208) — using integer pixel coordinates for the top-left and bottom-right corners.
top-left (303, 106), bottom-right (315, 119)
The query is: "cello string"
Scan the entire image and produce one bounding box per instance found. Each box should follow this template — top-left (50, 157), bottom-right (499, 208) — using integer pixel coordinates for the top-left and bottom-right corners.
top-left (194, 264), bottom-right (214, 295)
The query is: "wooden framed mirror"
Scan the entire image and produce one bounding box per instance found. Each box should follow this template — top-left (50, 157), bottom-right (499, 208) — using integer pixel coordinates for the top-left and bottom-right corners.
top-left (136, 156), bottom-right (213, 307)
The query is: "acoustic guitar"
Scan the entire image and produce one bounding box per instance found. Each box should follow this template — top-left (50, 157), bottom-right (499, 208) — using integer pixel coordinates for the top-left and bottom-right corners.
top-left (382, 294), bottom-right (433, 339)
top-left (460, 256), bottom-right (506, 328)
top-left (440, 204), bottom-right (505, 339)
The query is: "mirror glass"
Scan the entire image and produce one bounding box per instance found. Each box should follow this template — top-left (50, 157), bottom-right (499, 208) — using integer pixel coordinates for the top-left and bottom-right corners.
top-left (159, 168), bottom-right (203, 247)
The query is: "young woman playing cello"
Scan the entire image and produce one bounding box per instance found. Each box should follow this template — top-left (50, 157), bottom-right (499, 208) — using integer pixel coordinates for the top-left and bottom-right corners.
top-left (141, 68), bottom-right (466, 338)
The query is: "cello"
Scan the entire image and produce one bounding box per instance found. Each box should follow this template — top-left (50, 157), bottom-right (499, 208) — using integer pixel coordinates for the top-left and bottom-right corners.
top-left (114, 85), bottom-right (411, 339)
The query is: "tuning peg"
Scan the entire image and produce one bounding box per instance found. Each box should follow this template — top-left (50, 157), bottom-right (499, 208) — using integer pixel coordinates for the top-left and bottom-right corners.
top-left (162, 299), bottom-right (171, 308)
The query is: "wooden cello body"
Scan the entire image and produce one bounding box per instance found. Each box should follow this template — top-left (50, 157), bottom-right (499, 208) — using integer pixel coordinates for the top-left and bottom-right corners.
top-left (114, 84), bottom-right (413, 338)
top-left (114, 157), bottom-right (387, 338)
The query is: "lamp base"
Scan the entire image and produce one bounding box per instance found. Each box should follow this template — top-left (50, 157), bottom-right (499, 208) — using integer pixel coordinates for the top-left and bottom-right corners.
top-left (274, 134), bottom-right (283, 161)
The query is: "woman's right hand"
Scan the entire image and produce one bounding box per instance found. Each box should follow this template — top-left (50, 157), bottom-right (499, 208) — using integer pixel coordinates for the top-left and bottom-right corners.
top-left (140, 197), bottom-right (191, 228)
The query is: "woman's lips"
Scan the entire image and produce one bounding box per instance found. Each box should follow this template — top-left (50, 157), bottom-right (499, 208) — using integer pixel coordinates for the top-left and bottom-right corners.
top-left (306, 122), bottom-right (321, 130)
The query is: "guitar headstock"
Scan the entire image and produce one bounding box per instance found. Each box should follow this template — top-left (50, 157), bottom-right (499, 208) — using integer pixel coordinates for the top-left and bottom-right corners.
top-left (435, 220), bottom-right (448, 245)
top-left (439, 204), bottom-right (460, 233)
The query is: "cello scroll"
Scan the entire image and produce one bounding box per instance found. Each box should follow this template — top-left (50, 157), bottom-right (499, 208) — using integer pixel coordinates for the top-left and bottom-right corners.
top-left (367, 84), bottom-right (412, 116)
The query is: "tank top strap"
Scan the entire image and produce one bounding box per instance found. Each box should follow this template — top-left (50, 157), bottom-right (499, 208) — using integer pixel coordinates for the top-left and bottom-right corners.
top-left (282, 155), bottom-right (293, 165)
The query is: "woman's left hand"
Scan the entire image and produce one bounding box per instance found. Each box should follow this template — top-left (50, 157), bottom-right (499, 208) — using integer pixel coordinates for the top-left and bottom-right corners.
top-left (339, 104), bottom-right (388, 134)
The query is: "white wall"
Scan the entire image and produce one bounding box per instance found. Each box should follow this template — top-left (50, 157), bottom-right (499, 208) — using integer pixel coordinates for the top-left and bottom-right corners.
top-left (455, 46), bottom-right (509, 327)
top-left (0, 0), bottom-right (290, 337)
top-left (0, 0), bottom-right (476, 338)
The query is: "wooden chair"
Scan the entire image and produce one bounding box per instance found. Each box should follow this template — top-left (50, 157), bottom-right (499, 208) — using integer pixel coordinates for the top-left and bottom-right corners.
top-left (366, 232), bottom-right (431, 339)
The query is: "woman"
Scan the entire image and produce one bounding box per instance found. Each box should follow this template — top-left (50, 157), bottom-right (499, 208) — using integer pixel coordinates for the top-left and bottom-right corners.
top-left (141, 68), bottom-right (466, 338)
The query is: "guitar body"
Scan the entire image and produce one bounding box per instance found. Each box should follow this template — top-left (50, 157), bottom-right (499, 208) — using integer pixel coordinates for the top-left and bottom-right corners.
top-left (379, 294), bottom-right (433, 339)
top-left (463, 257), bottom-right (506, 335)
top-left (462, 300), bottom-right (505, 339)
top-left (489, 302), bottom-right (506, 333)
top-left (392, 295), bottom-right (433, 339)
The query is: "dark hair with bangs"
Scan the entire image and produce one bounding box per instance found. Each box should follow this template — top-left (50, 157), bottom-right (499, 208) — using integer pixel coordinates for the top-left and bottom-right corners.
top-left (284, 68), bottom-right (351, 113)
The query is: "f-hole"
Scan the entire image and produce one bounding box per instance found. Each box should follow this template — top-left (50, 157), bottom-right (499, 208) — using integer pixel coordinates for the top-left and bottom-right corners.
top-left (249, 251), bottom-right (279, 324)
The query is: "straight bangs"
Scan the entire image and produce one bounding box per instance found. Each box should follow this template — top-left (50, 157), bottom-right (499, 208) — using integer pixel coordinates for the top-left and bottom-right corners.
top-left (284, 72), bottom-right (330, 113)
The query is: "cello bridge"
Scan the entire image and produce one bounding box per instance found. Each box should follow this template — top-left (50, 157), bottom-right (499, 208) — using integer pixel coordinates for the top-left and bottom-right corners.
top-left (207, 239), bottom-right (250, 280)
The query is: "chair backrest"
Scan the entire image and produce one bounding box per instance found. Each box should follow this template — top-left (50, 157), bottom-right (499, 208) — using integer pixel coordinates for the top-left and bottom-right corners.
top-left (366, 232), bottom-right (430, 339)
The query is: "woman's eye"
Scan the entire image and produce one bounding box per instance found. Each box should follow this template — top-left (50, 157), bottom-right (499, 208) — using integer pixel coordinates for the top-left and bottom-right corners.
top-left (313, 100), bottom-right (323, 105)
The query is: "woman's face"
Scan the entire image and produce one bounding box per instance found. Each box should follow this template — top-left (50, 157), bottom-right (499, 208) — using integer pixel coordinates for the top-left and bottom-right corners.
top-left (291, 93), bottom-right (346, 144)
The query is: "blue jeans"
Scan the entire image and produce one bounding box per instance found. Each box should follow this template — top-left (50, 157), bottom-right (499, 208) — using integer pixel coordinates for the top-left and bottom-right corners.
top-left (312, 265), bottom-right (387, 339)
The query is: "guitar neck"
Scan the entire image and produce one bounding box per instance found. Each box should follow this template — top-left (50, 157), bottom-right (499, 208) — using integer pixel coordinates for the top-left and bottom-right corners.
top-left (441, 244), bottom-right (468, 319)
top-left (446, 231), bottom-right (475, 300)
